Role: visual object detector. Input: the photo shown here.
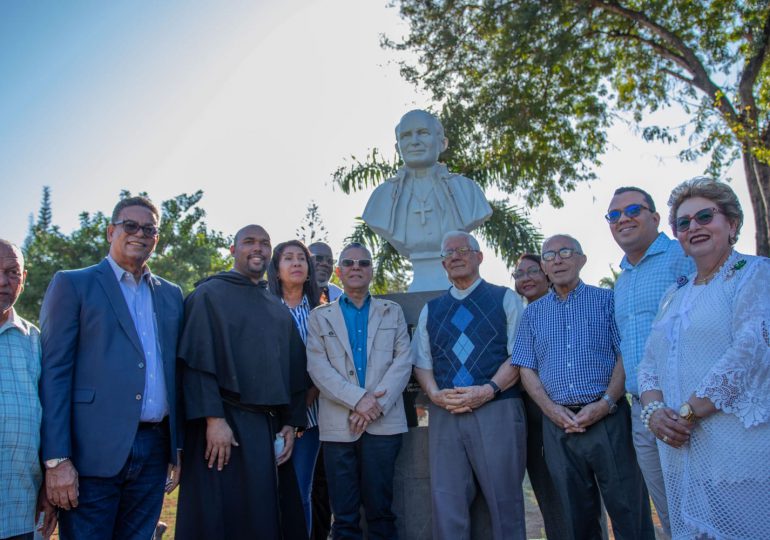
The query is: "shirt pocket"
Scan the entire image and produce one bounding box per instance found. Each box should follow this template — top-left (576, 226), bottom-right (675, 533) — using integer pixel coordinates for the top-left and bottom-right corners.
top-left (72, 388), bottom-right (95, 404)
top-left (372, 327), bottom-right (397, 352)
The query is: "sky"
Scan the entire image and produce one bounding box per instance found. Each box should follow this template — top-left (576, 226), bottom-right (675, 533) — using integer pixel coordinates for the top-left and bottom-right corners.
top-left (0, 0), bottom-right (755, 289)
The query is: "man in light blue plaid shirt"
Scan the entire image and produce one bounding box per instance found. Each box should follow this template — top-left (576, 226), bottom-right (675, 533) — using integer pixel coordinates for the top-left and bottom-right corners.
top-left (0, 240), bottom-right (56, 540)
top-left (608, 187), bottom-right (694, 538)
top-left (511, 234), bottom-right (654, 540)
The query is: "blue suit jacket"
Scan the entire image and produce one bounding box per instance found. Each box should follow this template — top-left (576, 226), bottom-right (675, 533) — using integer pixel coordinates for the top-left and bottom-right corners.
top-left (40, 258), bottom-right (184, 477)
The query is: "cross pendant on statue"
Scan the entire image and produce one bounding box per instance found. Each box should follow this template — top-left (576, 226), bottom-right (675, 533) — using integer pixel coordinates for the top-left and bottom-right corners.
top-left (413, 200), bottom-right (433, 225)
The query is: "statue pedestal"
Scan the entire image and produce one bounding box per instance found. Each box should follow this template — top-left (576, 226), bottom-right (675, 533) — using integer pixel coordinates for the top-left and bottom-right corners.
top-left (407, 254), bottom-right (449, 293)
top-left (379, 291), bottom-right (493, 540)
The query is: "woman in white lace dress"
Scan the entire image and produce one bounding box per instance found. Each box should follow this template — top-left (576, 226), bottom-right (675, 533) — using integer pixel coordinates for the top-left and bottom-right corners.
top-left (638, 177), bottom-right (770, 540)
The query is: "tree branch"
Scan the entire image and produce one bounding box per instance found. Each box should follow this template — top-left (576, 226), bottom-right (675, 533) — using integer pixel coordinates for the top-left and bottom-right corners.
top-left (738, 8), bottom-right (770, 123)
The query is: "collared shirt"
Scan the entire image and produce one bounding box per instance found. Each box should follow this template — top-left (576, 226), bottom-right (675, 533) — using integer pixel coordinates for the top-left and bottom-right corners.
top-left (0, 309), bottom-right (42, 537)
top-left (511, 281), bottom-right (621, 405)
top-left (106, 255), bottom-right (167, 422)
top-left (412, 278), bottom-right (523, 370)
top-left (339, 293), bottom-right (371, 387)
top-left (614, 232), bottom-right (693, 395)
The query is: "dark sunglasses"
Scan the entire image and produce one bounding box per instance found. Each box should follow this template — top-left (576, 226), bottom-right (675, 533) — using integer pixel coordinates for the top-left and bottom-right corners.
top-left (674, 207), bottom-right (720, 232)
top-left (310, 254), bottom-right (334, 264)
top-left (339, 258), bottom-right (372, 268)
top-left (512, 267), bottom-right (543, 280)
top-left (542, 248), bottom-right (581, 262)
top-left (113, 220), bottom-right (159, 237)
top-left (605, 204), bottom-right (652, 224)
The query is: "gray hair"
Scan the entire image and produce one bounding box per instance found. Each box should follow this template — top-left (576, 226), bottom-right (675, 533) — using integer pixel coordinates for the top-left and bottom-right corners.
top-left (667, 177), bottom-right (743, 243)
top-left (111, 196), bottom-right (160, 224)
top-left (339, 242), bottom-right (372, 260)
top-left (542, 234), bottom-right (584, 254)
top-left (441, 230), bottom-right (480, 252)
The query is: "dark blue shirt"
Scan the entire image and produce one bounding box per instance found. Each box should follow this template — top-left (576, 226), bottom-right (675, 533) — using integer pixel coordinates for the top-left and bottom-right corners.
top-left (339, 294), bottom-right (371, 388)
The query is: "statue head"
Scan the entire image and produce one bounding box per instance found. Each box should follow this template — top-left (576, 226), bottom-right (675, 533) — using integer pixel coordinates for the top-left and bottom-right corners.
top-left (394, 109), bottom-right (449, 170)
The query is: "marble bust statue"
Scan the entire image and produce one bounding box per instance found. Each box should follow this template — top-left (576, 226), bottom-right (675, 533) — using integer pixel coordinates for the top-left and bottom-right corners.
top-left (362, 109), bottom-right (492, 291)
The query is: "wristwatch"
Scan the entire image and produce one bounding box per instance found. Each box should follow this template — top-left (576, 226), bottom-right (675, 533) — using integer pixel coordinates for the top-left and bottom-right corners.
top-left (487, 380), bottom-right (502, 396)
top-left (679, 402), bottom-right (698, 423)
top-left (602, 394), bottom-right (618, 414)
top-left (44, 457), bottom-right (70, 469)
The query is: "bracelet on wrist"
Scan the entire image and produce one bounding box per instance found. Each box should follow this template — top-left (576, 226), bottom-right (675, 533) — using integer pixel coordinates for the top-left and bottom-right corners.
top-left (641, 400), bottom-right (666, 431)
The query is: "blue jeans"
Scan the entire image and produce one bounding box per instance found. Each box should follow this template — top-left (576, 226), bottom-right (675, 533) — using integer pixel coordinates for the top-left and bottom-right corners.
top-left (58, 422), bottom-right (169, 540)
top-left (293, 426), bottom-right (321, 536)
top-left (323, 433), bottom-right (402, 540)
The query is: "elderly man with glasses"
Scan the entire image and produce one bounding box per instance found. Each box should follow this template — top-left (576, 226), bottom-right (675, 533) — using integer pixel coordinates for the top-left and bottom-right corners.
top-left (412, 230), bottom-right (526, 540)
top-left (306, 242), bottom-right (412, 539)
top-left (606, 187), bottom-right (693, 538)
top-left (511, 234), bottom-right (655, 540)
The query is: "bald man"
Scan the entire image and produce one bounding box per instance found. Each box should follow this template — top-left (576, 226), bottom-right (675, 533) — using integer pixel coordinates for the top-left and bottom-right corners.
top-left (176, 225), bottom-right (307, 540)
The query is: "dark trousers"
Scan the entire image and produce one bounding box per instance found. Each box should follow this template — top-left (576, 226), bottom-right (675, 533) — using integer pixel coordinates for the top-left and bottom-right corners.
top-left (3, 534), bottom-right (34, 540)
top-left (523, 392), bottom-right (569, 539)
top-left (323, 433), bottom-right (402, 540)
top-left (542, 398), bottom-right (654, 540)
top-left (58, 421), bottom-right (169, 540)
top-left (310, 444), bottom-right (332, 540)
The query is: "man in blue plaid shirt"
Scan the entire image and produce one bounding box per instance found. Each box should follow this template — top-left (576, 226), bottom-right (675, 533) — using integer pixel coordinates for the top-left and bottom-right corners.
top-left (511, 234), bottom-right (654, 540)
top-left (607, 187), bottom-right (694, 538)
top-left (0, 240), bottom-right (57, 540)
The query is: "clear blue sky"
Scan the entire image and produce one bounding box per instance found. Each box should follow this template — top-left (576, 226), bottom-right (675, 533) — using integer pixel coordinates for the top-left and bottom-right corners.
top-left (0, 1), bottom-right (753, 287)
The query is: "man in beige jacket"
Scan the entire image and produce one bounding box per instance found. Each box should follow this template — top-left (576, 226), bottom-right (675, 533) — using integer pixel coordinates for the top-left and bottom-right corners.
top-left (307, 242), bottom-right (412, 539)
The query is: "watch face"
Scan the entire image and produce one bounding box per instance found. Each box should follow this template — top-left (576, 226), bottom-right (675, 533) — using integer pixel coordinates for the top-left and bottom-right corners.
top-left (679, 403), bottom-right (691, 417)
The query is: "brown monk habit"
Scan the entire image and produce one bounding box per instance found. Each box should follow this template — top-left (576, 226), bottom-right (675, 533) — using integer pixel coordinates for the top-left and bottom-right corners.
top-left (176, 271), bottom-right (307, 540)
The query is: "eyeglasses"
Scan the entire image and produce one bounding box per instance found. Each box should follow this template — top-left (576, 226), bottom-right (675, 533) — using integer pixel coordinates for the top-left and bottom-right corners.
top-left (310, 254), bottom-right (334, 264)
top-left (542, 248), bottom-right (581, 262)
top-left (440, 247), bottom-right (478, 259)
top-left (113, 220), bottom-right (159, 237)
top-left (605, 204), bottom-right (652, 224)
top-left (339, 258), bottom-right (372, 268)
top-left (674, 207), bottom-right (720, 232)
top-left (512, 267), bottom-right (542, 280)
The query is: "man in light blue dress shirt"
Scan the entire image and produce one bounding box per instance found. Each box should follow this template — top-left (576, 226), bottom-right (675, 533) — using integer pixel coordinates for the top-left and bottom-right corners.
top-left (40, 197), bottom-right (184, 539)
top-left (607, 187), bottom-right (694, 538)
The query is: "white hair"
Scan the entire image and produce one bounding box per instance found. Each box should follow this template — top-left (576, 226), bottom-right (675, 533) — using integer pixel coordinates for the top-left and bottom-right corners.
top-left (441, 230), bottom-right (480, 252)
top-left (542, 234), bottom-right (583, 254)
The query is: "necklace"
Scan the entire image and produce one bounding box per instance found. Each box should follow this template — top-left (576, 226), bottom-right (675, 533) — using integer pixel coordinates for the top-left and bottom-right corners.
top-left (694, 250), bottom-right (732, 285)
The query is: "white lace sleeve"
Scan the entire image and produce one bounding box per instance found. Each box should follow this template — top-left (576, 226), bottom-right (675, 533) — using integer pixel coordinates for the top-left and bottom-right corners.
top-left (695, 258), bottom-right (770, 427)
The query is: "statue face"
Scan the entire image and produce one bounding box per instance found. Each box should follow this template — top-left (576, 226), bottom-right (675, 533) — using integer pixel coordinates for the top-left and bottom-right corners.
top-left (396, 111), bottom-right (446, 169)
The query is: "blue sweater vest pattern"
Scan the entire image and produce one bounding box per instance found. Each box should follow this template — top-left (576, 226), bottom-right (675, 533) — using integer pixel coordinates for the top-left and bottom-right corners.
top-left (427, 281), bottom-right (509, 390)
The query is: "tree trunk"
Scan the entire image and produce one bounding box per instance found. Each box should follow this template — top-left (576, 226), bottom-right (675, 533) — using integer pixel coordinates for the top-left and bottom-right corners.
top-left (741, 150), bottom-right (770, 257)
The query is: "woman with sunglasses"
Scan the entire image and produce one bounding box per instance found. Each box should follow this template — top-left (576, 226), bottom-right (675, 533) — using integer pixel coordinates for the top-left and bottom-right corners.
top-left (267, 240), bottom-right (323, 538)
top-left (638, 177), bottom-right (770, 539)
top-left (513, 254), bottom-right (569, 539)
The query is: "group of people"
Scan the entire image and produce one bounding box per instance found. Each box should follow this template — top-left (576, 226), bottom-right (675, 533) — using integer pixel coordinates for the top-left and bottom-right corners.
top-left (1, 176), bottom-right (768, 540)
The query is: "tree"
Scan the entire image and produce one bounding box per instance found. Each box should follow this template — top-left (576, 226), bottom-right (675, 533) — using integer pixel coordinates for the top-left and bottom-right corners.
top-left (386, 0), bottom-right (770, 255)
top-left (17, 188), bottom-right (231, 324)
top-left (599, 264), bottom-right (620, 289)
top-left (296, 201), bottom-right (329, 245)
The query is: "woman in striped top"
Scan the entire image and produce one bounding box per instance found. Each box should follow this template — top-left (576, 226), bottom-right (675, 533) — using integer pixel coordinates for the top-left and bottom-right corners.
top-left (268, 240), bottom-right (322, 538)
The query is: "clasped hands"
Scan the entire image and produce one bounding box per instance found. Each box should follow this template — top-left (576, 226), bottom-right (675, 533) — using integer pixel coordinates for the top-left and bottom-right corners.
top-left (349, 390), bottom-right (387, 435)
top-left (648, 407), bottom-right (692, 448)
top-left (429, 385), bottom-right (494, 414)
top-left (547, 400), bottom-right (611, 433)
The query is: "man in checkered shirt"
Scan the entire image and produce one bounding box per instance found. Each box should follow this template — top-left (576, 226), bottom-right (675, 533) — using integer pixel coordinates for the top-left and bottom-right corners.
top-left (0, 240), bottom-right (56, 540)
top-left (511, 234), bottom-right (654, 540)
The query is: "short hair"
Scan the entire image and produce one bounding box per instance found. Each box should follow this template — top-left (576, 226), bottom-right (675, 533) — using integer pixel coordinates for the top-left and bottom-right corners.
top-left (542, 234), bottom-right (584, 254)
top-left (267, 240), bottom-right (322, 309)
top-left (395, 109), bottom-right (445, 140)
top-left (667, 177), bottom-right (743, 243)
top-left (441, 230), bottom-right (480, 252)
top-left (111, 196), bottom-right (160, 224)
top-left (0, 239), bottom-right (24, 268)
top-left (339, 242), bottom-right (372, 261)
top-left (613, 186), bottom-right (656, 212)
top-left (233, 225), bottom-right (268, 247)
top-left (516, 253), bottom-right (542, 268)
top-left (308, 241), bottom-right (334, 257)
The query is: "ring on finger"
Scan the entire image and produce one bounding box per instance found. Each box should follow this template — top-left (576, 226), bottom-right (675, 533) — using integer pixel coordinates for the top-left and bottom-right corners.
top-left (662, 435), bottom-right (669, 443)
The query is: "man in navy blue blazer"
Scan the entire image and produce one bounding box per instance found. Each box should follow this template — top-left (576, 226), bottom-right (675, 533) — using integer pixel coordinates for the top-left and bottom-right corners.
top-left (39, 196), bottom-right (184, 539)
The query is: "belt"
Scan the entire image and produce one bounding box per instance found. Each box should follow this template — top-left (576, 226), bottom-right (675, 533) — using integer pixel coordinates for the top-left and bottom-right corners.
top-left (561, 396), bottom-right (603, 413)
top-left (221, 390), bottom-right (278, 416)
top-left (138, 416), bottom-right (169, 430)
